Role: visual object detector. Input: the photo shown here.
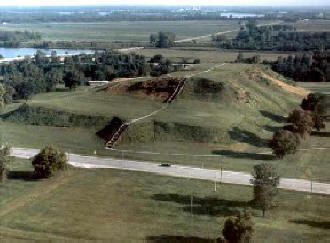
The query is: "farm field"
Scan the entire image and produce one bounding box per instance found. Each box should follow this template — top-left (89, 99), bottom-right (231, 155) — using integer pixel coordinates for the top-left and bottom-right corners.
top-left (0, 158), bottom-right (329, 241)
top-left (0, 20), bottom-right (241, 42)
top-left (295, 19), bottom-right (330, 32)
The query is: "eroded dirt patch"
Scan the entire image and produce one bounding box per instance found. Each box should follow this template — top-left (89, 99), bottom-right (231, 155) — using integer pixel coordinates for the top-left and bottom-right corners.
top-left (107, 77), bottom-right (185, 102)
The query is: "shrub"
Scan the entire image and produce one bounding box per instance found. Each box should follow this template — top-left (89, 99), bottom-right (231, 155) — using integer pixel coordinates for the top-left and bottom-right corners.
top-left (222, 211), bottom-right (255, 243)
top-left (287, 109), bottom-right (314, 138)
top-left (269, 129), bottom-right (299, 158)
top-left (32, 146), bottom-right (68, 178)
top-left (193, 58), bottom-right (201, 64)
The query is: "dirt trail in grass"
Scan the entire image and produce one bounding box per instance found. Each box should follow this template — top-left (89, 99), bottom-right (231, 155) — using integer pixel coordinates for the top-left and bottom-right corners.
top-left (0, 171), bottom-right (72, 217)
top-left (175, 21), bottom-right (282, 43)
top-left (262, 73), bottom-right (309, 96)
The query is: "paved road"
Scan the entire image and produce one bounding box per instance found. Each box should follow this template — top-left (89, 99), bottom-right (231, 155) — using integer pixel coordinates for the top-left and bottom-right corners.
top-left (11, 148), bottom-right (330, 195)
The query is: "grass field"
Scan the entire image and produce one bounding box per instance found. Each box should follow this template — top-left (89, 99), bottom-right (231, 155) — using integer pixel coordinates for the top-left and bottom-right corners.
top-left (0, 158), bottom-right (329, 241)
top-left (0, 20), bottom-right (240, 42)
top-left (295, 19), bottom-right (330, 32)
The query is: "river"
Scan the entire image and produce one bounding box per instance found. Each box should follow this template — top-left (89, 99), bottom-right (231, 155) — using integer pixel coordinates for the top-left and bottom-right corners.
top-left (0, 48), bottom-right (93, 58)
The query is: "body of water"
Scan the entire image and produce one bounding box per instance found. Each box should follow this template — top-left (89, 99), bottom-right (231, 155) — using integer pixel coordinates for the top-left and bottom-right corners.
top-left (0, 48), bottom-right (93, 58)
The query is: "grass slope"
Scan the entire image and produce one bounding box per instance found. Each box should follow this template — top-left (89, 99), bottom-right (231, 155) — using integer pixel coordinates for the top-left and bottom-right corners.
top-left (0, 158), bottom-right (329, 241)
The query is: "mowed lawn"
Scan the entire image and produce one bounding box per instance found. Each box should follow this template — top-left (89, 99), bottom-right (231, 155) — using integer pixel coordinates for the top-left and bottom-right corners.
top-left (0, 158), bottom-right (329, 241)
top-left (0, 20), bottom-right (240, 42)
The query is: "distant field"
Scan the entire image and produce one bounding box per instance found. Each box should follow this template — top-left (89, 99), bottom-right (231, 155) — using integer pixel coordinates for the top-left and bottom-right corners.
top-left (136, 47), bottom-right (288, 63)
top-left (0, 20), bottom-right (240, 42)
top-left (0, 159), bottom-right (329, 241)
top-left (295, 19), bottom-right (330, 32)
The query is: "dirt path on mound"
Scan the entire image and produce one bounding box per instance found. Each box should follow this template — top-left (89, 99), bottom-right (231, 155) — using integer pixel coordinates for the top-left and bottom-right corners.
top-left (262, 73), bottom-right (309, 96)
top-left (0, 171), bottom-right (72, 217)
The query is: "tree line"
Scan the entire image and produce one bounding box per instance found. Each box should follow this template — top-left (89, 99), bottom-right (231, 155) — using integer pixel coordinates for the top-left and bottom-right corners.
top-left (270, 93), bottom-right (328, 158)
top-left (213, 19), bottom-right (330, 51)
top-left (271, 50), bottom-right (329, 82)
top-left (0, 30), bottom-right (41, 48)
top-left (0, 50), bottom-right (147, 103)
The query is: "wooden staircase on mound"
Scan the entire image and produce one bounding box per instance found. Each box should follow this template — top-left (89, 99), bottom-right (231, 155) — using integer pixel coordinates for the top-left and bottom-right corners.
top-left (164, 79), bottom-right (186, 104)
top-left (106, 122), bottom-right (129, 148)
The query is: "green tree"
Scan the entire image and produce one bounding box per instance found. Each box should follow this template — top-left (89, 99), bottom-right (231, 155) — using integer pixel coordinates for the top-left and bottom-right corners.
top-left (0, 84), bottom-right (5, 108)
top-left (250, 163), bottom-right (280, 217)
top-left (0, 145), bottom-right (11, 183)
top-left (15, 81), bottom-right (35, 101)
top-left (269, 129), bottom-right (299, 158)
top-left (222, 211), bottom-right (255, 243)
top-left (32, 146), bottom-right (68, 178)
top-left (287, 109), bottom-right (314, 138)
top-left (64, 70), bottom-right (85, 90)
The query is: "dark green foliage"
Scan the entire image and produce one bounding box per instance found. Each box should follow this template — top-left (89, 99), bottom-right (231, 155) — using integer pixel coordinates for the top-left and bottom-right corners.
top-left (235, 53), bottom-right (261, 64)
top-left (0, 145), bottom-right (11, 183)
top-left (301, 93), bottom-right (327, 111)
top-left (213, 21), bottom-right (329, 51)
top-left (287, 109), bottom-right (314, 138)
top-left (32, 146), bottom-right (68, 178)
top-left (0, 50), bottom-right (147, 101)
top-left (269, 129), bottom-right (299, 158)
top-left (193, 58), bottom-right (201, 64)
top-left (15, 81), bottom-right (35, 101)
top-left (64, 70), bottom-right (85, 90)
top-left (250, 163), bottom-right (279, 217)
top-left (0, 30), bottom-right (41, 47)
top-left (149, 54), bottom-right (174, 76)
top-left (272, 51), bottom-right (329, 82)
top-left (222, 211), bottom-right (255, 243)
top-left (301, 93), bottom-right (328, 131)
top-left (150, 32), bottom-right (176, 48)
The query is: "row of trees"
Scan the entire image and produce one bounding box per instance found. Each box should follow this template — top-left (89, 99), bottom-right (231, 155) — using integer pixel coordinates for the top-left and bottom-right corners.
top-left (0, 30), bottom-right (42, 48)
top-left (213, 19), bottom-right (329, 51)
top-left (271, 50), bottom-right (330, 82)
top-left (221, 163), bottom-right (280, 242)
top-left (269, 93), bottom-right (328, 158)
top-left (0, 50), bottom-right (147, 102)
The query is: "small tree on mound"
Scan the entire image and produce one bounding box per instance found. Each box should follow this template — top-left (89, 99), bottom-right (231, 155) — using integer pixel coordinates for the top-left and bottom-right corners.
top-left (0, 145), bottom-right (11, 183)
top-left (301, 93), bottom-right (326, 111)
top-left (250, 163), bottom-right (280, 217)
top-left (32, 146), bottom-right (68, 178)
top-left (222, 211), bottom-right (255, 243)
top-left (287, 109), bottom-right (314, 138)
top-left (269, 129), bottom-right (299, 158)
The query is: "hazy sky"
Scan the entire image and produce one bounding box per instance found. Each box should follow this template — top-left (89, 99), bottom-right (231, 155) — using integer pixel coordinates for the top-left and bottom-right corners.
top-left (0, 0), bottom-right (329, 6)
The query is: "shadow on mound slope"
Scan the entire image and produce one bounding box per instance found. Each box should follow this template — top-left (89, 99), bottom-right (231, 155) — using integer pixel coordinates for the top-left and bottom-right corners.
top-left (228, 127), bottom-right (269, 148)
top-left (259, 110), bottom-right (286, 123)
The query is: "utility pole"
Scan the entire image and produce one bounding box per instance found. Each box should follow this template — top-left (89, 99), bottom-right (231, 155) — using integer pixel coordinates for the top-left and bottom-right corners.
top-left (214, 172), bottom-right (217, 192)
